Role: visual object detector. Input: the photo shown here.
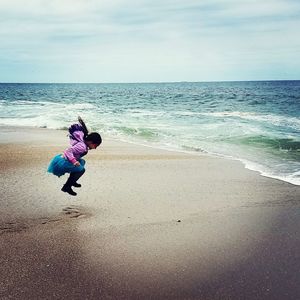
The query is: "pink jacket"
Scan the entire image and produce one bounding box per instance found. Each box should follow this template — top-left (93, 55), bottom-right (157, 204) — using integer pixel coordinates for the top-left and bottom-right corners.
top-left (63, 131), bottom-right (88, 164)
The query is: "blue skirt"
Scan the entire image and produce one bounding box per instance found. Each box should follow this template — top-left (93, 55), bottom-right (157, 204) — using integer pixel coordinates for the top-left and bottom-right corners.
top-left (47, 154), bottom-right (86, 177)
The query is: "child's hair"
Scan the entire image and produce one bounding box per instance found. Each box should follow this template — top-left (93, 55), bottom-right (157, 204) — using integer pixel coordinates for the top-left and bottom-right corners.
top-left (85, 132), bottom-right (102, 145)
top-left (78, 116), bottom-right (89, 138)
top-left (78, 116), bottom-right (102, 145)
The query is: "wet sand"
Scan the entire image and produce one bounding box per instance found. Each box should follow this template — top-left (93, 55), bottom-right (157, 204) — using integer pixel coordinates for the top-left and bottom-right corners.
top-left (0, 126), bottom-right (300, 299)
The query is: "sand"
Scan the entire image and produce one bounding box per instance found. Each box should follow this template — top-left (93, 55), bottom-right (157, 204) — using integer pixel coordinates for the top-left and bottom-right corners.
top-left (0, 126), bottom-right (300, 299)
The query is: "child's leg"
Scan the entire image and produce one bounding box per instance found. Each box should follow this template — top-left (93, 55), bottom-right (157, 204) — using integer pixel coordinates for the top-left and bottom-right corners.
top-left (70, 160), bottom-right (85, 186)
top-left (61, 169), bottom-right (85, 196)
top-left (69, 169), bottom-right (85, 187)
top-left (61, 160), bottom-right (86, 196)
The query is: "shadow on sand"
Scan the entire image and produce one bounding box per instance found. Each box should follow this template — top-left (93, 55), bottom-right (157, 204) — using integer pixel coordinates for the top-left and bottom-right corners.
top-left (0, 205), bottom-right (299, 300)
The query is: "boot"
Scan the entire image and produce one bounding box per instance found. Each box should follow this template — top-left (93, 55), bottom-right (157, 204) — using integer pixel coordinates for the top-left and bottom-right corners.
top-left (61, 172), bottom-right (83, 196)
top-left (70, 169), bottom-right (85, 188)
top-left (61, 184), bottom-right (77, 196)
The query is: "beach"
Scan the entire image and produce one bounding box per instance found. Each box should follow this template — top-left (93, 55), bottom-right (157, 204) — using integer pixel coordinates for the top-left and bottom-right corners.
top-left (1, 126), bottom-right (300, 299)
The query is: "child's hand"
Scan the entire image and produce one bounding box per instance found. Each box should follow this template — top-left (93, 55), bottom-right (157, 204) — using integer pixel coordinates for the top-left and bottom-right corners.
top-left (74, 161), bottom-right (80, 167)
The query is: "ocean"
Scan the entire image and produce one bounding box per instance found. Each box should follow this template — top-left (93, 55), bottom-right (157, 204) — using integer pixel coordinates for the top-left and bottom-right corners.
top-left (0, 81), bottom-right (299, 185)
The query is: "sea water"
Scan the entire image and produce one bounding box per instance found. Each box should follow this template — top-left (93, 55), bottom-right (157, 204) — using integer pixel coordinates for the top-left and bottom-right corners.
top-left (0, 81), bottom-right (299, 185)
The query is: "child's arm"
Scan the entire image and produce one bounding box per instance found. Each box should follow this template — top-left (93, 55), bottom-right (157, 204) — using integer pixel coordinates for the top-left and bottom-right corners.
top-left (63, 142), bottom-right (87, 165)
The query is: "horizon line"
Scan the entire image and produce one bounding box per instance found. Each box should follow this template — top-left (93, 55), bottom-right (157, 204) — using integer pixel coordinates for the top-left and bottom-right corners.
top-left (0, 79), bottom-right (299, 84)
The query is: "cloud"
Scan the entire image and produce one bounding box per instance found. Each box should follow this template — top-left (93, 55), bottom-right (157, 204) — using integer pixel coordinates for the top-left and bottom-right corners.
top-left (0, 0), bottom-right (124, 16)
top-left (0, 0), bottom-right (299, 82)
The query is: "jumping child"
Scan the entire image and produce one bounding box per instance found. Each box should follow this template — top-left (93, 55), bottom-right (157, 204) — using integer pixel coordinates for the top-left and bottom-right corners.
top-left (47, 117), bottom-right (102, 196)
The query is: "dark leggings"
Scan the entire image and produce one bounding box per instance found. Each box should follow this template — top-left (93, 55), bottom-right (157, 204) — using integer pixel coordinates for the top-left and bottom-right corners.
top-left (64, 169), bottom-right (85, 187)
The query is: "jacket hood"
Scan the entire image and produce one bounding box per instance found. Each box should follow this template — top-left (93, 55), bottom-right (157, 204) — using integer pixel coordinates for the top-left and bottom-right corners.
top-left (70, 131), bottom-right (85, 146)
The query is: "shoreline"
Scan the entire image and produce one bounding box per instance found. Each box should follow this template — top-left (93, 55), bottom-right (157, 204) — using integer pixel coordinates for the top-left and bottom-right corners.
top-left (1, 125), bottom-right (300, 299)
top-left (0, 124), bottom-right (297, 187)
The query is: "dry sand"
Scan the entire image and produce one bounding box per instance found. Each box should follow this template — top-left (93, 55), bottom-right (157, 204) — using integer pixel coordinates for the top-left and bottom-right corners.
top-left (0, 126), bottom-right (300, 299)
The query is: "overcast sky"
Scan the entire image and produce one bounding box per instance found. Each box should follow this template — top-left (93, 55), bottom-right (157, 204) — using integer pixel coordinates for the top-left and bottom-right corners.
top-left (0, 0), bottom-right (299, 83)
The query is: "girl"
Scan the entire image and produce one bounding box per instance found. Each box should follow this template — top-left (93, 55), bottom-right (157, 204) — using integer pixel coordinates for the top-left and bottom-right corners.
top-left (47, 117), bottom-right (102, 196)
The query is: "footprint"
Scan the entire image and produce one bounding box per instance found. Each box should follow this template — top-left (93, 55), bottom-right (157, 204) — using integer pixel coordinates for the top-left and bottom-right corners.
top-left (0, 206), bottom-right (88, 235)
top-left (62, 206), bottom-right (85, 218)
top-left (40, 217), bottom-right (61, 224)
top-left (0, 222), bottom-right (28, 234)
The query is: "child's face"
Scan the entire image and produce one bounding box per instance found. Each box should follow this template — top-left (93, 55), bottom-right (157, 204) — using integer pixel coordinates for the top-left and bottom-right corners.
top-left (88, 143), bottom-right (99, 150)
top-left (86, 141), bottom-right (99, 149)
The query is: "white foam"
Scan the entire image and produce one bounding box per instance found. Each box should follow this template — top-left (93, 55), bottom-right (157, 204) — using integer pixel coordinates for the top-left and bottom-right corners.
top-left (200, 111), bottom-right (300, 130)
top-left (0, 116), bottom-right (65, 129)
top-left (1, 98), bottom-right (299, 186)
top-left (69, 103), bottom-right (95, 109)
top-left (241, 159), bottom-right (300, 186)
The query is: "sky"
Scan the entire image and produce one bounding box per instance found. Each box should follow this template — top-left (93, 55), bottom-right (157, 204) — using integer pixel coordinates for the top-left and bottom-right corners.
top-left (0, 0), bottom-right (300, 83)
